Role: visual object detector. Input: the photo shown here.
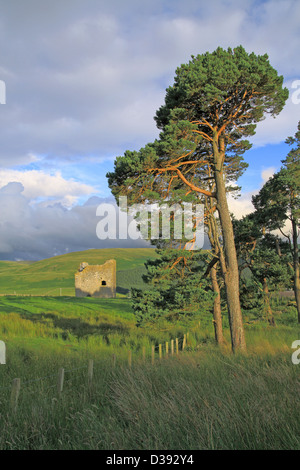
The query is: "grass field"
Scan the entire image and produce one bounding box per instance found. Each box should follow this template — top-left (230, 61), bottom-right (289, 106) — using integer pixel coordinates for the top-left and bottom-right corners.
top-left (0, 249), bottom-right (300, 449)
top-left (0, 248), bottom-right (158, 296)
top-left (0, 322), bottom-right (300, 450)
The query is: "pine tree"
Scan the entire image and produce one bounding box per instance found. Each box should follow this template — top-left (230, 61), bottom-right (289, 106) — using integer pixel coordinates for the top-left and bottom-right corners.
top-left (233, 215), bottom-right (292, 325)
top-left (107, 46), bottom-right (288, 352)
top-left (252, 121), bottom-right (300, 321)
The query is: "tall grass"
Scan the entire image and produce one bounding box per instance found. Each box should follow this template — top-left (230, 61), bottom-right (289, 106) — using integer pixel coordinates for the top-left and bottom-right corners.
top-left (0, 348), bottom-right (300, 450)
top-left (1, 294), bottom-right (300, 449)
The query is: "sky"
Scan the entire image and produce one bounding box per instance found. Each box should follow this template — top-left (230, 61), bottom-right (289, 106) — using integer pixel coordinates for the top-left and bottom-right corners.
top-left (0, 0), bottom-right (299, 260)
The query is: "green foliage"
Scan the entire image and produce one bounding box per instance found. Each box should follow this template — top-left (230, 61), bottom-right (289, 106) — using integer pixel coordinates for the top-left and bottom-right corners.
top-left (108, 46), bottom-right (288, 216)
top-left (131, 249), bottom-right (215, 326)
top-left (155, 46), bottom-right (288, 169)
top-left (249, 238), bottom-right (291, 289)
top-left (234, 215), bottom-right (292, 315)
top-left (252, 171), bottom-right (293, 231)
top-left (251, 122), bottom-right (300, 321)
top-left (281, 120), bottom-right (300, 221)
top-left (239, 277), bottom-right (263, 311)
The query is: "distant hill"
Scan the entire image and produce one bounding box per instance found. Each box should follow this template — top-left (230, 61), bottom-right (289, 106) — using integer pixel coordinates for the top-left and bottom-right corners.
top-left (0, 248), bottom-right (158, 296)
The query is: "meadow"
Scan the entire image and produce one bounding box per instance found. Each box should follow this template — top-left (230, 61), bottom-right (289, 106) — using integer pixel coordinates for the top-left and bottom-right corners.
top-left (0, 248), bottom-right (158, 296)
top-left (0, 249), bottom-right (300, 450)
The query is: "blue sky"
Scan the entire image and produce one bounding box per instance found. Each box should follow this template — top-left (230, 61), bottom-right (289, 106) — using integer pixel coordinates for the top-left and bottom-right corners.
top-left (0, 0), bottom-right (299, 259)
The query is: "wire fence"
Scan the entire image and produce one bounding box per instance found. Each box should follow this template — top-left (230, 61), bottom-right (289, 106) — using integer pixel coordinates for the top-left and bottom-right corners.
top-left (0, 288), bottom-right (71, 297)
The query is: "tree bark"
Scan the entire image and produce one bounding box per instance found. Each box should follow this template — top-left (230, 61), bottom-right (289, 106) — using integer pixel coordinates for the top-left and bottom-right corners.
top-left (213, 133), bottom-right (246, 352)
top-left (263, 277), bottom-right (275, 326)
top-left (206, 202), bottom-right (225, 345)
top-left (275, 238), bottom-right (282, 257)
top-left (210, 265), bottom-right (225, 345)
top-left (292, 218), bottom-right (300, 323)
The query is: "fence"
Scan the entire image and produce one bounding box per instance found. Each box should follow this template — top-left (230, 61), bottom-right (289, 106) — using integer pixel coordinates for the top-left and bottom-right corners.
top-left (0, 288), bottom-right (69, 297)
top-left (0, 333), bottom-right (192, 413)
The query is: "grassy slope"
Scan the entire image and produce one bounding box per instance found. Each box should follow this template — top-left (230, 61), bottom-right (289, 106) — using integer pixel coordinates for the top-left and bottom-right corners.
top-left (0, 248), bottom-right (158, 295)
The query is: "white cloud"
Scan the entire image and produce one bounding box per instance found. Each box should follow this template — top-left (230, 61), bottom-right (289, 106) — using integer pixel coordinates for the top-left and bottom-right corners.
top-left (228, 166), bottom-right (276, 219)
top-left (0, 170), bottom-right (95, 207)
top-left (261, 167), bottom-right (276, 184)
top-left (228, 193), bottom-right (255, 220)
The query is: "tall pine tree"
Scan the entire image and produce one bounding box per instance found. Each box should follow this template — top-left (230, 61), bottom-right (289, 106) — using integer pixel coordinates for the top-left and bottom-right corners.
top-left (108, 46), bottom-right (288, 352)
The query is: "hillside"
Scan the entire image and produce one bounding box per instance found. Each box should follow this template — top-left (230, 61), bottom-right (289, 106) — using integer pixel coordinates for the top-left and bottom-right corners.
top-left (0, 248), bottom-right (158, 296)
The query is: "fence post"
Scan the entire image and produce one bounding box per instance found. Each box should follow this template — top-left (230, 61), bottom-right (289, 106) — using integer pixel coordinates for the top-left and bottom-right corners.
top-left (182, 334), bottom-right (186, 351)
top-left (10, 378), bottom-right (21, 413)
top-left (88, 359), bottom-right (94, 386)
top-left (151, 345), bottom-right (155, 365)
top-left (171, 339), bottom-right (174, 356)
top-left (112, 353), bottom-right (116, 368)
top-left (166, 341), bottom-right (169, 356)
top-left (57, 368), bottom-right (65, 397)
top-left (159, 344), bottom-right (162, 360)
top-left (0, 340), bottom-right (6, 364)
top-left (176, 338), bottom-right (179, 355)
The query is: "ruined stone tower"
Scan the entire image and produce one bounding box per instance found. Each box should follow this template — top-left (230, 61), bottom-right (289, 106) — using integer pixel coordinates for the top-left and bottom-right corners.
top-left (75, 259), bottom-right (116, 298)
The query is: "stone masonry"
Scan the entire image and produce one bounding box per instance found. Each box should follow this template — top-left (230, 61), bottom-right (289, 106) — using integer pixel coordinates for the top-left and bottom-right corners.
top-left (75, 259), bottom-right (116, 298)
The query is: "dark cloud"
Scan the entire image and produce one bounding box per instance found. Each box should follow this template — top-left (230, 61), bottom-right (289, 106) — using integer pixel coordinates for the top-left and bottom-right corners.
top-left (0, 185), bottom-right (150, 260)
top-left (0, 0), bottom-right (298, 166)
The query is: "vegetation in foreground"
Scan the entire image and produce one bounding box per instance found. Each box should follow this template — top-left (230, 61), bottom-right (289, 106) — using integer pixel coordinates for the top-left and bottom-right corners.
top-left (0, 340), bottom-right (300, 450)
top-left (0, 294), bottom-right (299, 450)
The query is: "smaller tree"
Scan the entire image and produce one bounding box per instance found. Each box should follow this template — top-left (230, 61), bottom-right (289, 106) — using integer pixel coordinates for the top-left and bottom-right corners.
top-left (249, 240), bottom-right (291, 326)
top-left (234, 216), bottom-right (292, 325)
top-left (131, 249), bottom-right (215, 328)
top-left (252, 121), bottom-right (300, 321)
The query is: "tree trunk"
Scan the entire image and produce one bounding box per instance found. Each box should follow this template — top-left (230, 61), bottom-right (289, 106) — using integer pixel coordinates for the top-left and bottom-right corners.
top-left (263, 277), bottom-right (275, 326)
top-left (292, 218), bottom-right (300, 323)
top-left (206, 200), bottom-right (225, 346)
top-left (275, 238), bottom-right (282, 257)
top-left (210, 265), bottom-right (224, 345)
top-left (213, 134), bottom-right (246, 352)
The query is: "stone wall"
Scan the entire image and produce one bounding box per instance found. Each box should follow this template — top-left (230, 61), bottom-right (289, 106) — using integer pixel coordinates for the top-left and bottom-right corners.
top-left (75, 259), bottom-right (116, 298)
